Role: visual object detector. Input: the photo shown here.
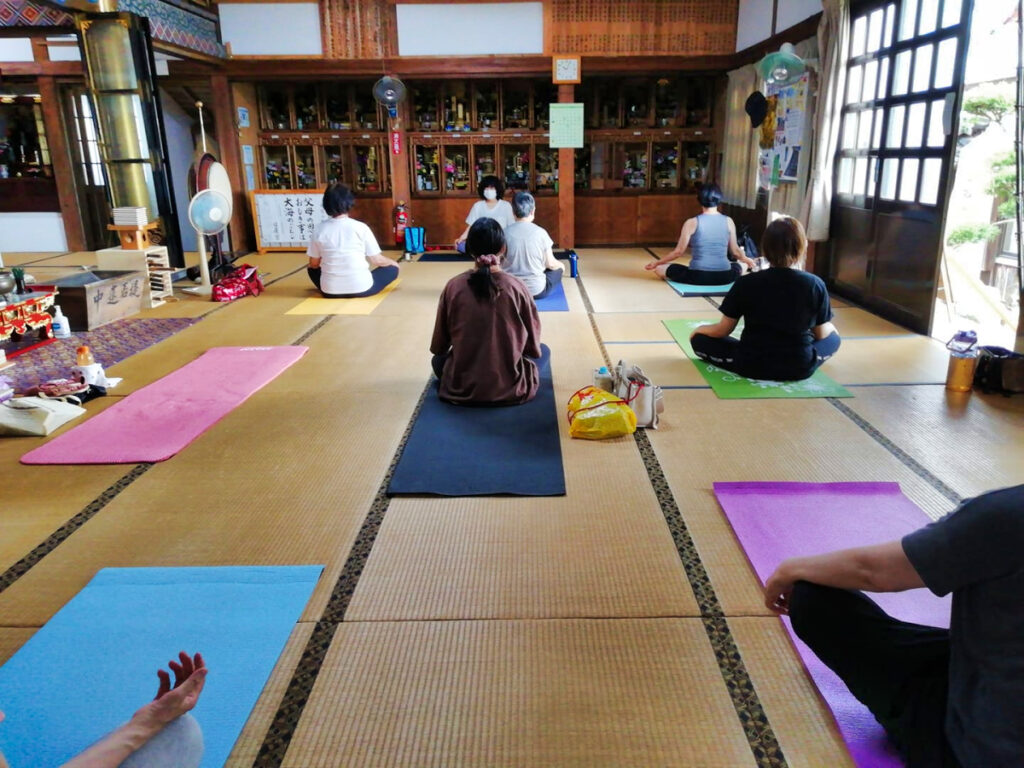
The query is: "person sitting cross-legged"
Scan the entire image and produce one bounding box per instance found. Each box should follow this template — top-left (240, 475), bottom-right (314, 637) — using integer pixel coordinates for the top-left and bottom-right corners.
top-left (503, 191), bottom-right (563, 300)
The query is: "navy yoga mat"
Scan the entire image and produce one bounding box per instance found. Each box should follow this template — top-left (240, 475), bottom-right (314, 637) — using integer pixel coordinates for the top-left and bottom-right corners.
top-left (389, 345), bottom-right (564, 496)
top-left (0, 565), bottom-right (322, 768)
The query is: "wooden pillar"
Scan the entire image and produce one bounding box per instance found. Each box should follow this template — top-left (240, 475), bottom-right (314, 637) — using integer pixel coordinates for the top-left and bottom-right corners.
top-left (557, 84), bottom-right (575, 249)
top-left (210, 74), bottom-right (251, 253)
top-left (36, 76), bottom-right (88, 252)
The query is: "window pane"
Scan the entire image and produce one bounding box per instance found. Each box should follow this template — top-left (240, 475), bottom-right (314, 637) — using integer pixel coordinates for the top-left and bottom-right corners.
top-left (912, 44), bottom-right (934, 93)
top-left (857, 110), bottom-right (873, 149)
top-left (899, 158), bottom-right (920, 201)
top-left (884, 4), bottom-right (896, 46)
top-left (919, 157), bottom-right (942, 204)
top-left (927, 99), bottom-right (946, 146)
top-left (899, 0), bottom-right (918, 41)
top-left (893, 50), bottom-right (912, 95)
top-left (842, 112), bottom-right (858, 149)
top-left (872, 107), bottom-right (885, 148)
top-left (848, 65), bottom-right (864, 104)
top-left (934, 38), bottom-right (957, 88)
top-left (867, 8), bottom-right (885, 52)
top-left (867, 156), bottom-right (878, 197)
top-left (918, 0), bottom-right (938, 35)
top-left (862, 59), bottom-right (879, 102)
top-left (877, 57), bottom-right (890, 98)
top-left (851, 15), bottom-right (867, 57)
top-left (838, 157), bottom-right (854, 194)
top-left (880, 158), bottom-right (898, 199)
top-left (853, 157), bottom-right (868, 195)
top-left (905, 101), bottom-right (927, 148)
top-left (887, 104), bottom-right (906, 147)
top-left (942, 0), bottom-right (962, 27)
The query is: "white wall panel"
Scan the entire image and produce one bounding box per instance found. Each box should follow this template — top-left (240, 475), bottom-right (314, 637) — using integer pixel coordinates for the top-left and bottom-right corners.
top-left (0, 38), bottom-right (34, 62)
top-left (219, 3), bottom-right (322, 56)
top-left (777, 0), bottom-right (822, 31)
top-left (0, 213), bottom-right (68, 253)
top-left (47, 45), bottom-right (82, 62)
top-left (736, 0), bottom-right (774, 51)
top-left (396, 2), bottom-right (543, 56)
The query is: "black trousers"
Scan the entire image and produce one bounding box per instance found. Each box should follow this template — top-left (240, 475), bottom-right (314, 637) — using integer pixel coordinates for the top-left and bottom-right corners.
top-left (665, 261), bottom-right (741, 285)
top-left (789, 582), bottom-right (960, 768)
top-left (532, 267), bottom-right (563, 300)
top-left (691, 331), bottom-right (841, 381)
top-left (308, 265), bottom-right (399, 298)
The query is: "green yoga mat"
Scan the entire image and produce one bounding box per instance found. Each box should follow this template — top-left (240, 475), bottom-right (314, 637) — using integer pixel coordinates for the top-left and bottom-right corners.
top-left (663, 318), bottom-right (852, 399)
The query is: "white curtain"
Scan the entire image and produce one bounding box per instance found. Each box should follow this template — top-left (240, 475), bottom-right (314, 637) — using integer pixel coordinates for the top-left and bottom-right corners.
top-left (721, 63), bottom-right (760, 209)
top-left (798, 0), bottom-right (850, 240)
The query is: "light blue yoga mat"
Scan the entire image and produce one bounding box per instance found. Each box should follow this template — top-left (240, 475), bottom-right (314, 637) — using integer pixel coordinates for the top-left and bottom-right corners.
top-left (667, 279), bottom-right (733, 297)
top-left (535, 281), bottom-right (569, 311)
top-left (0, 565), bottom-right (323, 768)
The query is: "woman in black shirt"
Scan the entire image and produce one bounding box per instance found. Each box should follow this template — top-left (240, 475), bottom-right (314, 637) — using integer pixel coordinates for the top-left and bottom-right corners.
top-left (690, 217), bottom-right (840, 381)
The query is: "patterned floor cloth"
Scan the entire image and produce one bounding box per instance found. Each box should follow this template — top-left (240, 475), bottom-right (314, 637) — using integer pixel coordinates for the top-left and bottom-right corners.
top-left (3, 317), bottom-right (200, 394)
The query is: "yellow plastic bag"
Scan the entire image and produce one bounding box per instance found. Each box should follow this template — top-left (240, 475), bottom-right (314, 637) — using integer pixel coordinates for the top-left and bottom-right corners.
top-left (567, 385), bottom-right (637, 440)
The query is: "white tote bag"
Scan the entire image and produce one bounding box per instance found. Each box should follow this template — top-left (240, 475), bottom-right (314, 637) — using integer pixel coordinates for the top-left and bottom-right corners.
top-left (0, 397), bottom-right (85, 437)
top-left (613, 360), bottom-right (665, 429)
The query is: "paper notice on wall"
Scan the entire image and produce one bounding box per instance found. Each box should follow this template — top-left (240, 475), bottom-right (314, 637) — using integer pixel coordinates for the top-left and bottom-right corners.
top-left (767, 73), bottom-right (808, 184)
top-left (549, 103), bottom-right (584, 148)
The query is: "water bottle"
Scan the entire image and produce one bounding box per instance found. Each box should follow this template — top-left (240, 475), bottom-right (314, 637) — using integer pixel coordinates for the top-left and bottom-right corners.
top-left (594, 365), bottom-right (614, 393)
top-left (51, 305), bottom-right (72, 338)
top-left (944, 330), bottom-right (978, 392)
top-left (568, 251), bottom-right (579, 278)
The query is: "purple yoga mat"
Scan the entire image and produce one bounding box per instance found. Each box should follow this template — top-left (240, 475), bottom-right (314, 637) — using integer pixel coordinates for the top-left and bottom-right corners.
top-left (713, 482), bottom-right (951, 768)
top-left (22, 346), bottom-right (308, 464)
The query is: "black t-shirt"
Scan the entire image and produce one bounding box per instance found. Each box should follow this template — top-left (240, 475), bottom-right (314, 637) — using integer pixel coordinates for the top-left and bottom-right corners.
top-left (719, 268), bottom-right (833, 379)
top-left (902, 485), bottom-right (1024, 768)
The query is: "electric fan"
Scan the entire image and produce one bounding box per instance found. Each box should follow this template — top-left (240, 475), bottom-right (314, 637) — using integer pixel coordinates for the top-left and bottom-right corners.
top-left (183, 188), bottom-right (231, 296)
top-left (372, 76), bottom-right (407, 118)
top-left (757, 43), bottom-right (811, 86)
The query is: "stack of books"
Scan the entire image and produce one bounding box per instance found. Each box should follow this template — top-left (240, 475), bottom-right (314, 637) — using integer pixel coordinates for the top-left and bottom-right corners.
top-left (112, 207), bottom-right (149, 227)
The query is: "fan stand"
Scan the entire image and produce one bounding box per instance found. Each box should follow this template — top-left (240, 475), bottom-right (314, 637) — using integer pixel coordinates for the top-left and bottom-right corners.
top-left (182, 235), bottom-right (214, 296)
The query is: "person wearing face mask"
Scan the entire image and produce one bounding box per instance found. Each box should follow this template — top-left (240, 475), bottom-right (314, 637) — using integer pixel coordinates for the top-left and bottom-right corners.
top-left (453, 175), bottom-right (515, 253)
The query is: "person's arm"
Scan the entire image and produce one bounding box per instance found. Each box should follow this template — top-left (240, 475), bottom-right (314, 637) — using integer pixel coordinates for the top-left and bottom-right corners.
top-left (62, 653), bottom-right (207, 768)
top-left (812, 321), bottom-right (838, 340)
top-left (690, 314), bottom-right (738, 340)
top-left (429, 287), bottom-right (451, 356)
top-left (522, 290), bottom-right (542, 359)
top-left (368, 252), bottom-right (400, 269)
top-left (727, 218), bottom-right (757, 270)
top-left (455, 204), bottom-right (478, 244)
top-left (646, 218), bottom-right (696, 270)
top-left (454, 225), bottom-right (470, 245)
top-left (543, 244), bottom-right (562, 272)
top-left (764, 541), bottom-right (925, 615)
top-left (306, 239), bottom-right (321, 269)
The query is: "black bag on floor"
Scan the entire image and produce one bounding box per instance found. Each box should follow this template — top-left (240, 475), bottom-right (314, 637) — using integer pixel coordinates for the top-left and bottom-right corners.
top-left (973, 346), bottom-right (1024, 395)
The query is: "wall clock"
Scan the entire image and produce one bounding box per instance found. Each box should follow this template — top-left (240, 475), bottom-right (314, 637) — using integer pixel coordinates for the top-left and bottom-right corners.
top-left (552, 55), bottom-right (581, 84)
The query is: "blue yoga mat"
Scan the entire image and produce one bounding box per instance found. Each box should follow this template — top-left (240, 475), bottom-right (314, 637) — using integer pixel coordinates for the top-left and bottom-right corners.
top-left (0, 565), bottom-right (323, 768)
top-left (389, 345), bottom-right (564, 496)
top-left (418, 251), bottom-right (572, 263)
top-left (667, 279), bottom-right (734, 297)
top-left (535, 282), bottom-right (569, 311)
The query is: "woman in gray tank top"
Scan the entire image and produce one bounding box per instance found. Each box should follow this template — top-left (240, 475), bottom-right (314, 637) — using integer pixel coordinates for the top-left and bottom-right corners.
top-left (646, 183), bottom-right (757, 285)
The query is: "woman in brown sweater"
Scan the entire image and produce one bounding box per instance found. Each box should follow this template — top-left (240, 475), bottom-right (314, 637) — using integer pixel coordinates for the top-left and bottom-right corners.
top-left (430, 218), bottom-right (543, 405)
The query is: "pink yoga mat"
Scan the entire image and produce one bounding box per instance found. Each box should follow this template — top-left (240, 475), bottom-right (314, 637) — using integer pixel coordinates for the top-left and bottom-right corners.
top-left (713, 482), bottom-right (951, 768)
top-left (22, 346), bottom-right (308, 464)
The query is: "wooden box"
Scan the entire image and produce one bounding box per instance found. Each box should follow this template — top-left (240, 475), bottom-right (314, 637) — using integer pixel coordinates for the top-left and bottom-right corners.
top-left (48, 270), bottom-right (147, 331)
top-left (97, 245), bottom-right (174, 308)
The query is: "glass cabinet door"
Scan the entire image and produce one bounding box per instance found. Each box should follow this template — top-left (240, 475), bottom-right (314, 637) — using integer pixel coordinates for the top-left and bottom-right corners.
top-left (443, 83), bottom-right (470, 132)
top-left (293, 85), bottom-right (320, 131)
top-left (623, 79), bottom-right (651, 127)
top-left (353, 83), bottom-right (379, 130)
top-left (652, 142), bottom-right (679, 190)
top-left (293, 144), bottom-right (318, 189)
top-left (443, 145), bottom-right (471, 193)
top-left (261, 85), bottom-right (291, 130)
top-left (263, 145), bottom-right (291, 189)
top-left (502, 144), bottom-right (531, 190)
top-left (474, 83), bottom-right (498, 131)
top-left (414, 143), bottom-right (440, 193)
top-left (682, 142), bottom-right (710, 190)
top-left (654, 78), bottom-right (682, 127)
top-left (323, 144), bottom-right (347, 184)
top-left (596, 80), bottom-right (621, 128)
top-left (353, 144), bottom-right (383, 193)
top-left (535, 146), bottom-right (558, 193)
top-left (324, 85), bottom-right (351, 130)
top-left (685, 79), bottom-right (713, 127)
top-left (473, 144), bottom-right (497, 188)
top-left (412, 83), bottom-right (441, 131)
top-left (588, 141), bottom-right (610, 189)
top-left (502, 82), bottom-right (530, 130)
top-left (534, 81), bottom-right (558, 130)
top-left (620, 143), bottom-right (648, 190)
top-left (574, 145), bottom-right (591, 190)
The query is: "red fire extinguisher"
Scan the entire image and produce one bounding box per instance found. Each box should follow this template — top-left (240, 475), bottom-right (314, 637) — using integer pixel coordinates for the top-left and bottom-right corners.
top-left (394, 201), bottom-right (409, 246)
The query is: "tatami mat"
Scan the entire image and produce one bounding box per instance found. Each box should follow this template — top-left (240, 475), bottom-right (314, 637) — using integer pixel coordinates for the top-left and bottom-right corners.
top-left (821, 335), bottom-right (950, 384)
top-left (283, 619), bottom-right (756, 768)
top-left (0, 628), bottom-right (36, 665)
top-left (832, 306), bottom-right (915, 337)
top-left (647, 389), bottom-right (957, 615)
top-left (576, 248), bottom-right (702, 313)
top-left (840, 385), bottom-right (1024, 498)
top-left (730, 618), bottom-right (855, 768)
top-left (595, 310), bottom-right (717, 342)
top-left (603, 341), bottom-right (707, 388)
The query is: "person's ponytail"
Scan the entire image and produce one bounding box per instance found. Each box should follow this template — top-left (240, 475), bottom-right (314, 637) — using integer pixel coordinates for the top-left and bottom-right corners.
top-left (465, 219), bottom-right (505, 301)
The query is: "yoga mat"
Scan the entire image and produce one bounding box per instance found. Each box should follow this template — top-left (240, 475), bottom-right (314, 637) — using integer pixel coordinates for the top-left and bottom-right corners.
top-left (286, 279), bottom-right (401, 315)
top-left (535, 281), bottom-right (569, 312)
top-left (21, 346), bottom-right (308, 464)
top-left (0, 565), bottom-right (323, 768)
top-left (417, 252), bottom-right (572, 263)
top-left (667, 279), bottom-right (733, 297)
top-left (388, 345), bottom-right (564, 496)
top-left (713, 482), bottom-right (951, 768)
top-left (663, 318), bottom-right (852, 399)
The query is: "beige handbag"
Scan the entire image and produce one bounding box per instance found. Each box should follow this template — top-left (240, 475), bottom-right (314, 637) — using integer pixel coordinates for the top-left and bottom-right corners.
top-left (0, 396), bottom-right (85, 437)
top-left (613, 360), bottom-right (665, 429)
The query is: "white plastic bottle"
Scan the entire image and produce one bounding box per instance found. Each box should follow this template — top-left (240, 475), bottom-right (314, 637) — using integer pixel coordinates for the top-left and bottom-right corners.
top-left (51, 305), bottom-right (72, 338)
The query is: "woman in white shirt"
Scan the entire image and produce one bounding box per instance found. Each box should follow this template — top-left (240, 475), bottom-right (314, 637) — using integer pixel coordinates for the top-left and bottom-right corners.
top-left (307, 183), bottom-right (400, 297)
top-left (453, 175), bottom-right (515, 252)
